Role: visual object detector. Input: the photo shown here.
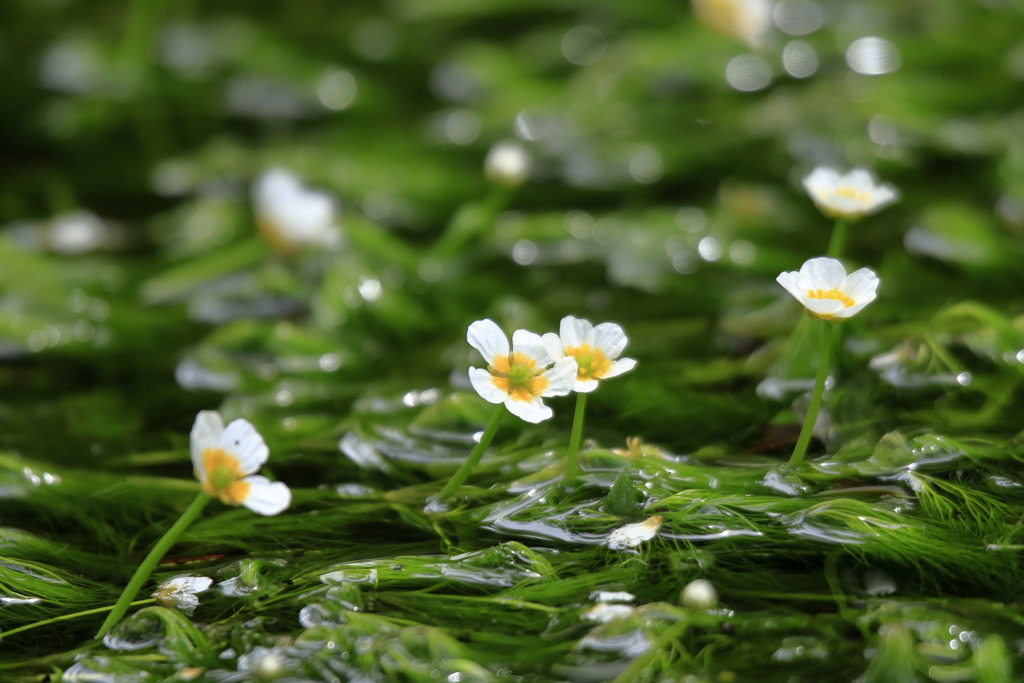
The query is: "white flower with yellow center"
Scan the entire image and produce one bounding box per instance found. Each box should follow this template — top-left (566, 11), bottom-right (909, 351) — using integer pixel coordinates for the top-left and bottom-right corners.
top-left (190, 411), bottom-right (291, 515)
top-left (152, 575), bottom-right (213, 615)
top-left (542, 316), bottom-right (637, 393)
top-left (253, 168), bottom-right (341, 253)
top-left (802, 167), bottom-right (898, 220)
top-left (776, 257), bottom-right (879, 321)
top-left (467, 319), bottom-right (577, 424)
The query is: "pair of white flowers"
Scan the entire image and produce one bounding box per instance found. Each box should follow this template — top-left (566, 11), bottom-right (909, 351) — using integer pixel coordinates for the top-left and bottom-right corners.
top-left (775, 167), bottom-right (895, 319)
top-left (467, 316), bottom-right (637, 423)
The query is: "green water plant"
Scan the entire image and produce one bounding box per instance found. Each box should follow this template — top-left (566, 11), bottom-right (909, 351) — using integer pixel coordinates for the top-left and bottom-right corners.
top-left (776, 257), bottom-right (879, 465)
top-left (431, 141), bottom-right (531, 260)
top-left (437, 318), bottom-right (576, 501)
top-left (542, 316), bottom-right (637, 484)
top-left (802, 167), bottom-right (898, 258)
top-left (95, 410), bottom-right (290, 638)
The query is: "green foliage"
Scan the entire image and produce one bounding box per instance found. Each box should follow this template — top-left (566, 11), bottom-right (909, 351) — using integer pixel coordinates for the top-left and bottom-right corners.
top-left (2, 0), bottom-right (1024, 680)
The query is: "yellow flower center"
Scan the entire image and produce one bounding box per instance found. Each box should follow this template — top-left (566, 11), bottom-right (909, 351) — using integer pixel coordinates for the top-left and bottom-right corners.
top-left (806, 287), bottom-right (855, 307)
top-left (833, 187), bottom-right (869, 203)
top-left (565, 343), bottom-right (612, 381)
top-left (200, 448), bottom-right (251, 505)
top-left (257, 216), bottom-right (297, 255)
top-left (489, 351), bottom-right (548, 402)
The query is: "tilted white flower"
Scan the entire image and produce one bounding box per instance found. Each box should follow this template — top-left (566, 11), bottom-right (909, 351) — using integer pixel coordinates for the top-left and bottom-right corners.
top-left (542, 316), bottom-right (637, 393)
top-left (691, 0), bottom-right (774, 50)
top-left (190, 411), bottom-right (291, 515)
top-left (467, 319), bottom-right (577, 424)
top-left (152, 575), bottom-right (214, 615)
top-left (802, 167), bottom-right (898, 220)
top-left (776, 257), bottom-right (879, 321)
top-left (253, 168), bottom-right (340, 253)
top-left (606, 515), bottom-right (663, 550)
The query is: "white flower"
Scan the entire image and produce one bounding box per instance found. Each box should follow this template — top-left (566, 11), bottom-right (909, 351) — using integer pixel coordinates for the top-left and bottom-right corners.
top-left (776, 257), bottom-right (879, 321)
top-left (590, 590), bottom-right (636, 604)
top-left (542, 316), bottom-right (637, 393)
top-left (467, 319), bottom-right (577, 424)
top-left (691, 0), bottom-right (774, 50)
top-left (152, 575), bottom-right (213, 615)
top-left (606, 515), bottom-right (663, 550)
top-left (681, 579), bottom-right (718, 610)
top-left (191, 411), bottom-right (291, 515)
top-left (484, 141), bottom-right (530, 187)
top-left (802, 167), bottom-right (898, 220)
top-left (253, 168), bottom-right (340, 253)
top-left (582, 603), bottom-right (636, 623)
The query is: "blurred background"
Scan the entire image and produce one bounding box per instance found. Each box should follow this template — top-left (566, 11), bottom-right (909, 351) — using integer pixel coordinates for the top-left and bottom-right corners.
top-left (4, 2), bottom-right (1024, 678)
top-left (3, 0), bottom-right (1024, 455)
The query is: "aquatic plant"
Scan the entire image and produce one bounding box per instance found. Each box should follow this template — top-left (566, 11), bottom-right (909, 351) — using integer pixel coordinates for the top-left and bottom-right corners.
top-left (96, 411), bottom-right (290, 637)
top-left (777, 257), bottom-right (880, 465)
top-left (438, 319), bottom-right (576, 501)
top-left (543, 315), bottom-right (637, 483)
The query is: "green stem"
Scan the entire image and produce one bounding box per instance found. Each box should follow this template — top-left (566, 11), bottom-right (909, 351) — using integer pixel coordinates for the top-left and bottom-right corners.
top-left (96, 492), bottom-right (212, 638)
top-left (431, 187), bottom-right (510, 260)
top-left (0, 599), bottom-right (154, 641)
top-left (563, 392), bottom-right (587, 485)
top-left (826, 218), bottom-right (848, 259)
top-left (789, 322), bottom-right (838, 466)
top-left (437, 408), bottom-right (503, 501)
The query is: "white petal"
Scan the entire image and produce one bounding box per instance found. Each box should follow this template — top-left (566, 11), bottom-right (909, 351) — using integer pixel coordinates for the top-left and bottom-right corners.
top-left (803, 167), bottom-right (838, 197)
top-left (800, 257), bottom-right (847, 291)
top-left (845, 168), bottom-right (876, 190)
top-left (591, 590), bottom-right (636, 604)
top-left (582, 603), bottom-right (636, 623)
top-left (776, 271), bottom-right (808, 304)
top-left (834, 294), bottom-right (876, 318)
top-left (606, 515), bottom-right (662, 550)
top-left (218, 419), bottom-right (269, 475)
top-left (574, 378), bottom-right (600, 393)
top-left (190, 411), bottom-right (224, 482)
top-left (468, 367), bottom-right (507, 404)
top-left (275, 191), bottom-right (337, 243)
top-left (512, 329), bottom-right (553, 365)
top-left (835, 285), bottom-right (878, 318)
top-left (542, 332), bottom-right (566, 360)
top-left (542, 357), bottom-right (578, 396)
top-left (254, 169), bottom-right (300, 210)
top-left (842, 267), bottom-right (880, 302)
top-left (803, 298), bottom-right (845, 317)
top-left (505, 396), bottom-right (552, 423)
top-left (592, 322), bottom-right (628, 359)
top-left (163, 576), bottom-right (213, 594)
top-left (868, 184), bottom-right (898, 211)
top-left (241, 476), bottom-right (291, 516)
top-left (560, 316), bottom-right (594, 348)
top-left (602, 357), bottom-right (637, 379)
top-left (467, 319), bottom-right (509, 364)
